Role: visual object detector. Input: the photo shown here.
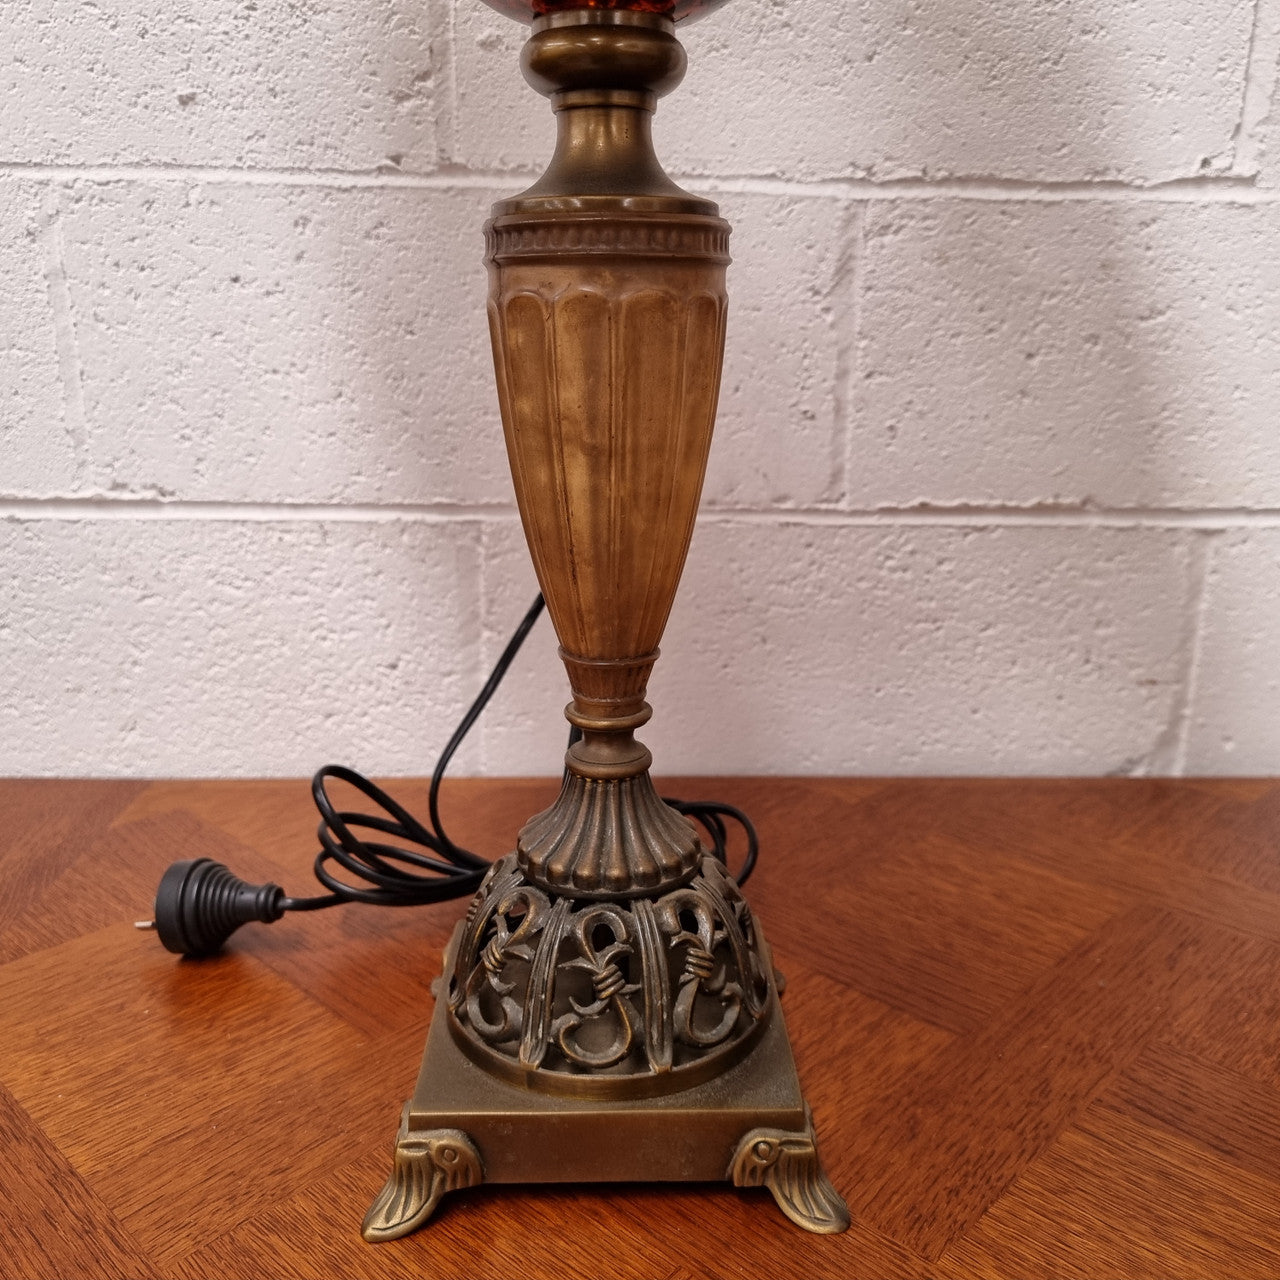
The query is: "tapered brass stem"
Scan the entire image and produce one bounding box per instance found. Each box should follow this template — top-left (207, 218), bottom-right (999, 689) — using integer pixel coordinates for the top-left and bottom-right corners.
top-left (487, 9), bottom-right (729, 899)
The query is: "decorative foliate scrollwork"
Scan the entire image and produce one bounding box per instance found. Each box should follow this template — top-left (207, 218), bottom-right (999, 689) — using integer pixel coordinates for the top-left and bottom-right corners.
top-left (700, 855), bottom-right (771, 1015)
top-left (462, 885), bottom-right (544, 1043)
top-left (449, 854), bottom-right (525, 1015)
top-left (518, 895), bottom-right (573, 1068)
top-left (446, 853), bottom-right (774, 1097)
top-left (553, 907), bottom-right (640, 1068)
top-left (453, 857), bottom-right (550, 1044)
top-left (631, 897), bottom-right (674, 1072)
top-left (655, 887), bottom-right (742, 1049)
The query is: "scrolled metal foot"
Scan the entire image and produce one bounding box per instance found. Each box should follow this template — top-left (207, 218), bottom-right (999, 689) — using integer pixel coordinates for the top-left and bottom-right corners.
top-left (362, 1106), bottom-right (483, 1242)
top-left (729, 1106), bottom-right (849, 1235)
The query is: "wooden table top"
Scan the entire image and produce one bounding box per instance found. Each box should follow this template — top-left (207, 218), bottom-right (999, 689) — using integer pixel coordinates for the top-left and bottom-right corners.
top-left (2, 776), bottom-right (1279, 1279)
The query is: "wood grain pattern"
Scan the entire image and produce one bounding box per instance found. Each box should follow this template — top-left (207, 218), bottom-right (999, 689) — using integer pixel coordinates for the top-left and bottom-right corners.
top-left (1, 777), bottom-right (1279, 1278)
top-left (0, 1082), bottom-right (156, 1280)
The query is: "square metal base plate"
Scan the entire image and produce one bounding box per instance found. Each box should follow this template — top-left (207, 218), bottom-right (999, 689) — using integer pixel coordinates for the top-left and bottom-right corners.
top-left (408, 985), bottom-right (805, 1185)
top-left (362, 931), bottom-right (849, 1239)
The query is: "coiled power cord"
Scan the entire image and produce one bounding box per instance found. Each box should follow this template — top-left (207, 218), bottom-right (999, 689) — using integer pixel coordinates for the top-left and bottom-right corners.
top-left (141, 595), bottom-right (758, 957)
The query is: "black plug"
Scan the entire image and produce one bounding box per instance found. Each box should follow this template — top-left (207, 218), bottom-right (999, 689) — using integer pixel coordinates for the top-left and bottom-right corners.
top-left (138, 858), bottom-right (286, 957)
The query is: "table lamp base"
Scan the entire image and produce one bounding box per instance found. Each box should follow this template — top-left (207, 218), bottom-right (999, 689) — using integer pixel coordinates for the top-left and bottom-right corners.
top-left (362, 921), bottom-right (849, 1240)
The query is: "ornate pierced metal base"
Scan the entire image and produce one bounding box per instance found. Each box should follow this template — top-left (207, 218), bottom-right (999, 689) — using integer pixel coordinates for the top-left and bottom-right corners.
top-left (363, 921), bottom-right (848, 1241)
top-left (445, 851), bottom-right (774, 1098)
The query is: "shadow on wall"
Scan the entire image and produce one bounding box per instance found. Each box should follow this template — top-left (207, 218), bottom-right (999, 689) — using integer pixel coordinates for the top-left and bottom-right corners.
top-left (199, 0), bottom-right (1257, 779)
top-left (17, 0), bottom-right (1267, 776)
top-left (653, 0), bottom-right (1255, 776)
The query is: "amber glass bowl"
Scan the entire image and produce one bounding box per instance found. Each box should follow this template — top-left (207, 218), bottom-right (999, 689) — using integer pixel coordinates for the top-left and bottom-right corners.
top-left (479, 0), bottom-right (731, 24)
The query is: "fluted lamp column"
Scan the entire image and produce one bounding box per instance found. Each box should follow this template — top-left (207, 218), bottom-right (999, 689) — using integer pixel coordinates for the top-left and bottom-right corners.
top-left (362, 0), bottom-right (847, 1240)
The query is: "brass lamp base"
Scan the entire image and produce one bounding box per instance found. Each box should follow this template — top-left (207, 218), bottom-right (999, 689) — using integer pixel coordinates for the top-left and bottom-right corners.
top-left (359, 3), bottom-right (849, 1246)
top-left (363, 921), bottom-right (849, 1240)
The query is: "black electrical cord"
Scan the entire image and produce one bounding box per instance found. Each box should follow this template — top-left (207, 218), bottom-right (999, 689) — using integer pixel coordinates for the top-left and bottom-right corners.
top-left (141, 594), bottom-right (757, 956)
top-left (291, 593), bottom-right (548, 913)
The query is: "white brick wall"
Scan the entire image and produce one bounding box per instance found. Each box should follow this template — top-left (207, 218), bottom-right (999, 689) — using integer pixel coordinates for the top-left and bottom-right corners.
top-left (4, 0), bottom-right (1280, 778)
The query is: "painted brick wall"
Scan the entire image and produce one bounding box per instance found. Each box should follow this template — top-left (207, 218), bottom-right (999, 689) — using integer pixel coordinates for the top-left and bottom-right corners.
top-left (5, 0), bottom-right (1280, 778)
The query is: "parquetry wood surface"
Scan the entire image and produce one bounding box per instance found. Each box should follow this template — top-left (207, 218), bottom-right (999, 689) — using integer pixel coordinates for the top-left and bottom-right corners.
top-left (2, 776), bottom-right (1279, 1279)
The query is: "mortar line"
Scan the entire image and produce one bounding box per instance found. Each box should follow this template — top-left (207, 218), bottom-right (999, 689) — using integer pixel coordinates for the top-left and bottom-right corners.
top-left (702, 506), bottom-right (1280, 529)
top-left (0, 498), bottom-right (517, 522)
top-left (1172, 533), bottom-right (1216, 775)
top-left (437, 0), bottom-right (460, 168)
top-left (1140, 533), bottom-right (1212, 775)
top-left (702, 175), bottom-right (1274, 205)
top-left (1235, 0), bottom-right (1280, 175)
top-left (39, 195), bottom-right (88, 483)
top-left (475, 517), bottom-right (497, 771)
top-left (827, 203), bottom-right (863, 505)
top-left (5, 497), bottom-right (1280, 530)
top-left (6, 162), bottom-right (1280, 204)
top-left (1228, 0), bottom-right (1266, 170)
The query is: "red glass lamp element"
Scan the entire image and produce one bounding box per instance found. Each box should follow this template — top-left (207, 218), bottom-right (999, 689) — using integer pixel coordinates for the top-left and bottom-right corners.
top-left (479, 0), bottom-right (731, 24)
